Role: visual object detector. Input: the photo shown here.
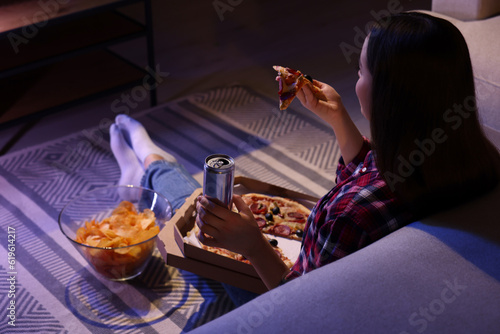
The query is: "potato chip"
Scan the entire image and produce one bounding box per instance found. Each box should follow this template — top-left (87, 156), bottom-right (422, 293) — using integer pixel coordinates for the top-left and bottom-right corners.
top-left (75, 201), bottom-right (159, 279)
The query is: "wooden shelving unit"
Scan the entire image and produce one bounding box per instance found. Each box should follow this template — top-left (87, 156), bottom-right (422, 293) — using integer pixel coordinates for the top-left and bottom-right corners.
top-left (0, 0), bottom-right (155, 127)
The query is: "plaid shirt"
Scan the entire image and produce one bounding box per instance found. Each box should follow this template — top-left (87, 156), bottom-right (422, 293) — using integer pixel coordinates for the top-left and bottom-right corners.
top-left (285, 139), bottom-right (414, 282)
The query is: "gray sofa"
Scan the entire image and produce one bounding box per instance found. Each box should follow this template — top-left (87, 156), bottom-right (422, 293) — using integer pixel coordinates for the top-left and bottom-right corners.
top-left (190, 1), bottom-right (500, 333)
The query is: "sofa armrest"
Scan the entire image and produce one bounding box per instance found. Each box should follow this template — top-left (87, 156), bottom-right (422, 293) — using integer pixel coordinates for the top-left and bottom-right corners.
top-left (432, 0), bottom-right (500, 20)
top-left (190, 186), bottom-right (500, 334)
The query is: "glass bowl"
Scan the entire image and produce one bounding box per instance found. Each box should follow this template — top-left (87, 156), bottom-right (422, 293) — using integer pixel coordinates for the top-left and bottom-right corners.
top-left (59, 185), bottom-right (172, 281)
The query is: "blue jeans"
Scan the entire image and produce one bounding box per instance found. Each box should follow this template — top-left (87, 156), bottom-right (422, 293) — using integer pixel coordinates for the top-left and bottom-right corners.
top-left (141, 160), bottom-right (259, 306)
top-left (141, 160), bottom-right (200, 211)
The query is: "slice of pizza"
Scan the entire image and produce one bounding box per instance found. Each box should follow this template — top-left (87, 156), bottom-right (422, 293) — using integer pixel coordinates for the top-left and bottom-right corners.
top-left (273, 65), bottom-right (327, 110)
top-left (273, 66), bottom-right (309, 110)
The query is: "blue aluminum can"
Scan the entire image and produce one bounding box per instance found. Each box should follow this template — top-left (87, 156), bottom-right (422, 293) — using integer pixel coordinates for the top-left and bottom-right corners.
top-left (203, 154), bottom-right (235, 208)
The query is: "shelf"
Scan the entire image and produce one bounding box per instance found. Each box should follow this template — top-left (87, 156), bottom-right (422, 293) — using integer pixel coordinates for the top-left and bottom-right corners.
top-left (0, 0), bottom-right (155, 139)
top-left (0, 0), bottom-right (139, 33)
top-left (0, 11), bottom-right (146, 77)
top-left (0, 50), bottom-right (146, 124)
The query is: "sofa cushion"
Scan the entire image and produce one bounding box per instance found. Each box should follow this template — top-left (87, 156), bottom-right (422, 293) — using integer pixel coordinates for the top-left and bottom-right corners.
top-left (420, 11), bottom-right (500, 146)
top-left (432, 0), bottom-right (500, 20)
top-left (191, 186), bottom-right (500, 334)
top-left (455, 15), bottom-right (500, 137)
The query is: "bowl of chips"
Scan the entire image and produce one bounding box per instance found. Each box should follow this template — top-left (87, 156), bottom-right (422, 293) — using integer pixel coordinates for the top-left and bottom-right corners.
top-left (58, 185), bottom-right (172, 281)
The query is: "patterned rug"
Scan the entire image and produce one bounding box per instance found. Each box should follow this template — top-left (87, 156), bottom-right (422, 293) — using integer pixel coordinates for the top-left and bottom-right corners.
top-left (0, 85), bottom-right (340, 333)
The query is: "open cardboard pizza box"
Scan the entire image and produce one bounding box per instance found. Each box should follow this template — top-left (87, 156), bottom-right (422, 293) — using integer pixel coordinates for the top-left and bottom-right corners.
top-left (156, 176), bottom-right (319, 294)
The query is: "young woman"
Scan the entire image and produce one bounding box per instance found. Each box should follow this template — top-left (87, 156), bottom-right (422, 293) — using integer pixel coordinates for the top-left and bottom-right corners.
top-left (111, 12), bottom-right (499, 297)
top-left (195, 12), bottom-right (500, 289)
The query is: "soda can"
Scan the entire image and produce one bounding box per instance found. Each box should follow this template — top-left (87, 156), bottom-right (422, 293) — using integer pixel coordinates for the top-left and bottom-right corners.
top-left (203, 154), bottom-right (235, 208)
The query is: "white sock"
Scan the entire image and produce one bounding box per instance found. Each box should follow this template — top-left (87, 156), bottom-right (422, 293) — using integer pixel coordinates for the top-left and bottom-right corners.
top-left (115, 114), bottom-right (177, 164)
top-left (109, 123), bottom-right (144, 186)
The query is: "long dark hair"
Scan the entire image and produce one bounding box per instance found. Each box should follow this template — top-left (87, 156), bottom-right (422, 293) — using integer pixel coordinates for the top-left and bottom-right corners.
top-left (367, 12), bottom-right (500, 217)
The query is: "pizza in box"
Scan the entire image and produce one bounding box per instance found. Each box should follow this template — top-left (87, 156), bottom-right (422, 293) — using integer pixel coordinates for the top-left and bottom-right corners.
top-left (186, 193), bottom-right (311, 268)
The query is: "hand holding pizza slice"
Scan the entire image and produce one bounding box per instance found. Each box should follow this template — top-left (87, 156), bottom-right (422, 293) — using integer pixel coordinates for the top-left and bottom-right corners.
top-left (273, 65), bottom-right (327, 110)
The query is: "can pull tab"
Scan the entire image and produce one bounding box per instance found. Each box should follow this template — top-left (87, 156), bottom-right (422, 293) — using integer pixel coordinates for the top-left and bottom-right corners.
top-left (213, 159), bottom-right (229, 168)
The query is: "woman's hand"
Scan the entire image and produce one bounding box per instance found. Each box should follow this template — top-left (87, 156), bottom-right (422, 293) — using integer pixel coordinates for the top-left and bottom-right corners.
top-left (296, 80), bottom-right (347, 126)
top-left (195, 194), bottom-right (265, 258)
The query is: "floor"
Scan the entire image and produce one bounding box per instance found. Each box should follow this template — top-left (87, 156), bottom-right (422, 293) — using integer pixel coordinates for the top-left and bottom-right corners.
top-left (0, 0), bottom-right (431, 154)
